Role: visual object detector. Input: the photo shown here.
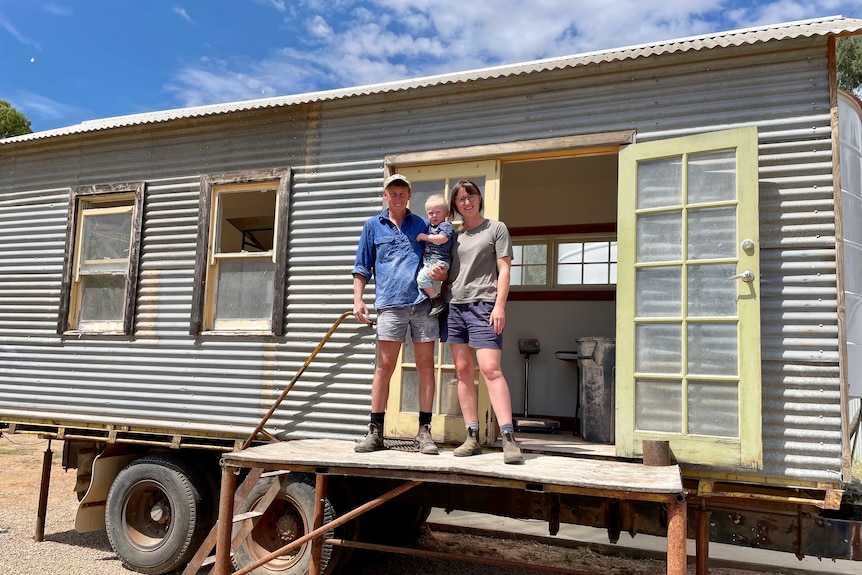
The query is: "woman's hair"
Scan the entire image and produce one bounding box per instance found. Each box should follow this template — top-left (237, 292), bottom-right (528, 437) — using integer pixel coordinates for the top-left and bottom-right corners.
top-left (448, 179), bottom-right (483, 219)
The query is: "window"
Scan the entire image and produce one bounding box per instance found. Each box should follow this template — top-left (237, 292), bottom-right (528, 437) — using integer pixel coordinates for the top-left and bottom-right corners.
top-left (511, 236), bottom-right (617, 289)
top-left (191, 169), bottom-right (290, 335)
top-left (59, 183), bottom-right (144, 334)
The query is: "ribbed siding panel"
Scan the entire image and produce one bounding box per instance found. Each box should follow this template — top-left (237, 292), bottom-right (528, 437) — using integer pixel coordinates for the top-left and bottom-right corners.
top-left (0, 36), bottom-right (845, 479)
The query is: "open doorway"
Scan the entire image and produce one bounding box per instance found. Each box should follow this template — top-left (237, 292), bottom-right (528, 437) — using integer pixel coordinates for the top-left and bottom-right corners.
top-left (500, 154), bottom-right (618, 440)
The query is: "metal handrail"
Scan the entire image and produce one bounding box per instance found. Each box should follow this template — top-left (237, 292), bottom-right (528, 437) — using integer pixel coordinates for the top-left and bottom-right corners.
top-left (241, 310), bottom-right (356, 450)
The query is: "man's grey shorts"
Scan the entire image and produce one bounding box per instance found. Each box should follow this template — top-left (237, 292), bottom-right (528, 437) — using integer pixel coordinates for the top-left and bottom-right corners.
top-left (376, 299), bottom-right (439, 343)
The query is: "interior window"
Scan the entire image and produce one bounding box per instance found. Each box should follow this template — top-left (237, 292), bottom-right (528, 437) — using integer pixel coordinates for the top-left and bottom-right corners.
top-left (511, 236), bottom-right (617, 289)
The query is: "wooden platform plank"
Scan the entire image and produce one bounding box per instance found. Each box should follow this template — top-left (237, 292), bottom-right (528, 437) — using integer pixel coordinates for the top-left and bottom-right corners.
top-left (222, 439), bottom-right (682, 496)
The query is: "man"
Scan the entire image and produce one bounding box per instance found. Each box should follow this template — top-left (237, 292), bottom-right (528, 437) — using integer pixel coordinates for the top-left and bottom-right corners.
top-left (352, 173), bottom-right (443, 455)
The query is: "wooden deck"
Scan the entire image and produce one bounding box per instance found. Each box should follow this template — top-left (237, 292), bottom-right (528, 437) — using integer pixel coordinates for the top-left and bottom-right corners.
top-left (210, 439), bottom-right (688, 575)
top-left (222, 438), bottom-right (681, 499)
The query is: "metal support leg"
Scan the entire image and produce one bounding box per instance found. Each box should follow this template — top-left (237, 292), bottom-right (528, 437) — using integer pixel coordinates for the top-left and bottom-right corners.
top-left (214, 464), bottom-right (238, 575)
top-left (666, 499), bottom-right (687, 575)
top-left (34, 439), bottom-right (53, 542)
top-left (310, 473), bottom-right (329, 575)
top-left (696, 507), bottom-right (711, 575)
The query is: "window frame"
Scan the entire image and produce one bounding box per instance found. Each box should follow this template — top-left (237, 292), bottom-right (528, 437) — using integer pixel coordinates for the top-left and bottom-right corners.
top-left (190, 169), bottom-right (291, 336)
top-left (58, 183), bottom-right (145, 335)
top-left (510, 233), bottom-right (618, 291)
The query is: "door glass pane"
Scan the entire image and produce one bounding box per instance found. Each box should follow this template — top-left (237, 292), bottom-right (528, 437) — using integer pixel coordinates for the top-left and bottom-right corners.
top-left (440, 371), bottom-right (463, 416)
top-left (79, 275), bottom-right (125, 321)
top-left (687, 322), bottom-right (738, 376)
top-left (688, 150), bottom-right (736, 204)
top-left (688, 207), bottom-right (736, 260)
top-left (688, 264), bottom-right (737, 317)
top-left (410, 180), bottom-right (446, 215)
top-left (636, 323), bottom-right (682, 374)
top-left (688, 381), bottom-right (738, 437)
top-left (637, 212), bottom-right (682, 262)
top-left (214, 257), bottom-right (274, 321)
top-left (80, 211), bottom-right (132, 265)
top-left (401, 369), bottom-right (419, 412)
top-left (637, 157), bottom-right (682, 209)
top-left (636, 379), bottom-right (682, 432)
top-left (636, 267), bottom-right (681, 317)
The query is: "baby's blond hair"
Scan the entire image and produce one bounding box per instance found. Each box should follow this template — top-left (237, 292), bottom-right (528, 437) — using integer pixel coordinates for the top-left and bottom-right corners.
top-left (425, 194), bottom-right (448, 211)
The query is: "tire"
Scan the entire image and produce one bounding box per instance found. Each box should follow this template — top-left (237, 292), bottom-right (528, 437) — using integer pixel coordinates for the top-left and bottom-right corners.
top-left (105, 455), bottom-right (209, 575)
top-left (232, 473), bottom-right (351, 575)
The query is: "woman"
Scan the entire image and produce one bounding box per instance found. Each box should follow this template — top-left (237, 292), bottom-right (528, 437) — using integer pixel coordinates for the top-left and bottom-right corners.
top-left (446, 179), bottom-right (523, 464)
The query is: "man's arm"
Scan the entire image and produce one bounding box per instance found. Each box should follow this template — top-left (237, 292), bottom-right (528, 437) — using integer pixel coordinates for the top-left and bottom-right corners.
top-left (353, 273), bottom-right (371, 324)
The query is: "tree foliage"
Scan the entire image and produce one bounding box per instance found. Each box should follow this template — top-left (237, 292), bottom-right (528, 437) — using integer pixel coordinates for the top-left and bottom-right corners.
top-left (837, 36), bottom-right (862, 94)
top-left (0, 100), bottom-right (32, 139)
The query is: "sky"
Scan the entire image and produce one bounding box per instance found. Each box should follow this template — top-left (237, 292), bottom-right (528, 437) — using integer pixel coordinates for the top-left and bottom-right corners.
top-left (2, 0), bottom-right (862, 134)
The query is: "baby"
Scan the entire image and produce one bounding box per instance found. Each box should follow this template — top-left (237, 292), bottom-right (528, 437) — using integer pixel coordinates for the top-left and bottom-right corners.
top-left (416, 194), bottom-right (454, 317)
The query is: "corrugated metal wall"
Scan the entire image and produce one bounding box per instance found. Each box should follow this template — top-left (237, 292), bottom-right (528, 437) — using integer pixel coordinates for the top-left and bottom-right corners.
top-left (0, 36), bottom-right (845, 480)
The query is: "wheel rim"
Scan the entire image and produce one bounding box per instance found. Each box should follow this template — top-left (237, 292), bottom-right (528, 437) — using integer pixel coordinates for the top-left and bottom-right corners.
top-left (246, 494), bottom-right (307, 571)
top-left (121, 479), bottom-right (173, 552)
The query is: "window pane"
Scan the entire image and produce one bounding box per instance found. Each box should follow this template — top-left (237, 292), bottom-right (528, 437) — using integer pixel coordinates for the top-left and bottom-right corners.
top-left (688, 207), bottom-right (736, 260)
top-left (524, 244), bottom-right (547, 264)
top-left (557, 264), bottom-right (582, 285)
top-left (636, 379), bottom-right (681, 432)
top-left (688, 150), bottom-right (736, 204)
top-left (688, 381), bottom-right (739, 436)
top-left (217, 188), bottom-right (277, 253)
top-left (636, 323), bottom-right (682, 374)
top-left (687, 322), bottom-right (738, 376)
top-left (522, 264), bottom-right (547, 285)
top-left (440, 372), bottom-right (465, 416)
top-left (214, 257), bottom-right (275, 322)
top-left (401, 369), bottom-right (419, 413)
top-left (688, 264), bottom-right (737, 317)
top-left (636, 267), bottom-right (681, 317)
top-left (511, 245), bottom-right (523, 265)
top-left (583, 242), bottom-right (608, 263)
top-left (583, 263), bottom-right (608, 284)
top-left (81, 211), bottom-right (131, 265)
top-left (637, 212), bottom-right (682, 262)
top-left (558, 243), bottom-right (583, 264)
top-left (79, 274), bottom-right (126, 322)
top-left (637, 157), bottom-right (682, 209)
top-left (410, 180), bottom-right (446, 215)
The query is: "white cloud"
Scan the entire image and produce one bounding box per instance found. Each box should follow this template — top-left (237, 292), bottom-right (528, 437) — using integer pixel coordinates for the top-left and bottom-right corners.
top-left (12, 91), bottom-right (80, 120)
top-left (163, 0), bottom-right (862, 108)
top-left (173, 7), bottom-right (195, 24)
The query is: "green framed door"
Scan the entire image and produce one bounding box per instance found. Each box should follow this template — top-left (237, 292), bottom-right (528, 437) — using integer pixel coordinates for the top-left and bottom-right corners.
top-left (616, 127), bottom-right (762, 469)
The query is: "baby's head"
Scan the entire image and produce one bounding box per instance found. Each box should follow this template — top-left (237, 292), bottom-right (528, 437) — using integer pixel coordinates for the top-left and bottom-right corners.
top-left (425, 194), bottom-right (449, 225)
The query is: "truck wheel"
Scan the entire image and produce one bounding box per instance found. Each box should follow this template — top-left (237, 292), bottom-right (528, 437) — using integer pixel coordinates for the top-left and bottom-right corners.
top-left (232, 473), bottom-right (344, 575)
top-left (105, 455), bottom-right (208, 575)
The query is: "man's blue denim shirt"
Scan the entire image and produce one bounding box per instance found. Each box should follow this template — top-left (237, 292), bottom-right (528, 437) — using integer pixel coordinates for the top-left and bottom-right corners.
top-left (353, 208), bottom-right (429, 309)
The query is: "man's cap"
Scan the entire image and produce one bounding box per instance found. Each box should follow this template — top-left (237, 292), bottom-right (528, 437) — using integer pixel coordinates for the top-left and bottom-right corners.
top-left (383, 173), bottom-right (411, 189)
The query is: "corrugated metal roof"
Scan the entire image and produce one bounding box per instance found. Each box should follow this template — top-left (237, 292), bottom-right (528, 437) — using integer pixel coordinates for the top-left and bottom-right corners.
top-left (4, 14), bottom-right (862, 145)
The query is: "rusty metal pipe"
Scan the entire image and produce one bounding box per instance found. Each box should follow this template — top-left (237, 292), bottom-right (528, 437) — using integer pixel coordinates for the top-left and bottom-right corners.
top-left (231, 479), bottom-right (420, 575)
top-left (667, 500), bottom-right (687, 575)
top-left (242, 311), bottom-right (353, 450)
top-left (34, 439), bottom-right (52, 542)
top-left (309, 473), bottom-right (329, 575)
top-left (696, 507), bottom-right (711, 575)
top-left (213, 465), bottom-right (238, 575)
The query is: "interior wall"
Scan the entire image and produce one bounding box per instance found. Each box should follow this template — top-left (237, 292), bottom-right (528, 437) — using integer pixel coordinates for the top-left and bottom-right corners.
top-left (499, 154), bottom-right (618, 226)
top-left (504, 300), bottom-right (616, 421)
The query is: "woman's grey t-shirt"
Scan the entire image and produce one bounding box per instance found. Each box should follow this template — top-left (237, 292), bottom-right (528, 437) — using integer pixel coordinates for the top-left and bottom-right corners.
top-left (448, 219), bottom-right (513, 304)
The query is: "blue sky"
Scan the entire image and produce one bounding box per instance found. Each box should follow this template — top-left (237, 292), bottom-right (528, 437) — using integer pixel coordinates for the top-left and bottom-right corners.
top-left (2, 0), bottom-right (862, 134)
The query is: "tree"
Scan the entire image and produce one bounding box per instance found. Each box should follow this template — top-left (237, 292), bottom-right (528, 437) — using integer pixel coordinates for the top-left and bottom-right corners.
top-left (0, 100), bottom-right (32, 139)
top-left (837, 36), bottom-right (862, 94)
